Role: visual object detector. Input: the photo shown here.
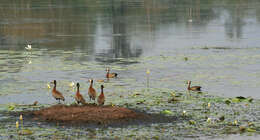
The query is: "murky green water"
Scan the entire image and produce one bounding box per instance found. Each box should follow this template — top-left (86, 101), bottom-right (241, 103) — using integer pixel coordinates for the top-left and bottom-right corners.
top-left (0, 0), bottom-right (260, 139)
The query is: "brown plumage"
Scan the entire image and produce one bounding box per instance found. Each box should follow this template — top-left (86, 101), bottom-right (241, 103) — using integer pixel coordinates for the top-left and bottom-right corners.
top-left (98, 85), bottom-right (105, 105)
top-left (75, 83), bottom-right (86, 105)
top-left (187, 81), bottom-right (201, 91)
top-left (106, 68), bottom-right (118, 78)
top-left (52, 80), bottom-right (65, 103)
top-left (88, 79), bottom-right (96, 102)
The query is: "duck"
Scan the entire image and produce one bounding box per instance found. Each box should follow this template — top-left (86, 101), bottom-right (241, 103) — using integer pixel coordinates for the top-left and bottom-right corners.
top-left (52, 80), bottom-right (65, 103)
top-left (187, 81), bottom-right (201, 91)
top-left (106, 68), bottom-right (118, 78)
top-left (75, 83), bottom-right (86, 105)
top-left (98, 85), bottom-right (105, 105)
top-left (88, 79), bottom-right (96, 103)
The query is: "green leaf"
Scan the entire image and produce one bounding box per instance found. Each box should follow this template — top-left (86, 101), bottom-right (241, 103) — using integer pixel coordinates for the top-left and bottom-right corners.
top-left (246, 128), bottom-right (256, 132)
top-left (189, 120), bottom-right (196, 125)
top-left (161, 110), bottom-right (173, 115)
top-left (8, 105), bottom-right (15, 111)
top-left (231, 98), bottom-right (240, 103)
top-left (19, 129), bottom-right (33, 135)
top-left (225, 99), bottom-right (231, 105)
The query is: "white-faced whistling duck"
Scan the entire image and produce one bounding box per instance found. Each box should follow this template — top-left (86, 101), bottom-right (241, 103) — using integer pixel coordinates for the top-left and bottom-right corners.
top-left (187, 81), bottom-right (201, 91)
top-left (52, 80), bottom-right (65, 103)
top-left (88, 79), bottom-right (96, 103)
top-left (98, 85), bottom-right (105, 106)
top-left (75, 83), bottom-right (86, 105)
top-left (106, 68), bottom-right (118, 78)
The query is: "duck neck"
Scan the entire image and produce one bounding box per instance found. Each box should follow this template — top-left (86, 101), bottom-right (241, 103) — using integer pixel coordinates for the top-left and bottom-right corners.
top-left (77, 86), bottom-right (80, 93)
top-left (188, 82), bottom-right (191, 90)
top-left (90, 81), bottom-right (93, 88)
top-left (106, 71), bottom-right (109, 78)
top-left (53, 83), bottom-right (56, 90)
top-left (101, 87), bottom-right (104, 95)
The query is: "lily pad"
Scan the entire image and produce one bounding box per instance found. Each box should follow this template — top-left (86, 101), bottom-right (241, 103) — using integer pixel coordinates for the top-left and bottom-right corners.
top-left (161, 110), bottom-right (173, 115)
top-left (19, 129), bottom-right (33, 135)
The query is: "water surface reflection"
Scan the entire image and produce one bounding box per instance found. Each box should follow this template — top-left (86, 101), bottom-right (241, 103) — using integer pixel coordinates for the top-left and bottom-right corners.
top-left (0, 0), bottom-right (260, 102)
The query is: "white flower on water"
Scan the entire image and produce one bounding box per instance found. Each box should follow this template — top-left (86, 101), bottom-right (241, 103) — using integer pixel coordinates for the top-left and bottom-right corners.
top-left (25, 44), bottom-right (32, 50)
top-left (47, 83), bottom-right (51, 89)
top-left (207, 117), bottom-right (211, 123)
top-left (234, 120), bottom-right (238, 125)
top-left (19, 114), bottom-right (23, 121)
top-left (182, 110), bottom-right (186, 116)
top-left (69, 82), bottom-right (75, 87)
top-left (16, 121), bottom-right (19, 129)
top-left (146, 69), bottom-right (150, 75)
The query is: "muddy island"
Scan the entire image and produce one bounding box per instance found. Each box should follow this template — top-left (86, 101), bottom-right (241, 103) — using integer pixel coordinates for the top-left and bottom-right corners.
top-left (30, 104), bottom-right (150, 125)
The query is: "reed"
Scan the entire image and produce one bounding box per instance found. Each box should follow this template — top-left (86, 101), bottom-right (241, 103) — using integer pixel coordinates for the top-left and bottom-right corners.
top-left (146, 69), bottom-right (150, 91)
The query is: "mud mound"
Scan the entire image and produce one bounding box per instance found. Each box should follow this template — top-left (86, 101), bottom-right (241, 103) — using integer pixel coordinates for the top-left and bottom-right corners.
top-left (31, 104), bottom-right (148, 125)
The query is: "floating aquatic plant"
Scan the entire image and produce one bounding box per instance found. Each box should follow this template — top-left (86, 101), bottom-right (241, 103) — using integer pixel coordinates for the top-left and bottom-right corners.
top-left (189, 120), bottom-right (196, 125)
top-left (182, 110), bottom-right (186, 116)
top-left (207, 118), bottom-right (211, 123)
top-left (16, 121), bottom-right (19, 130)
top-left (161, 110), bottom-right (173, 115)
top-left (146, 69), bottom-right (150, 91)
top-left (15, 114), bottom-right (34, 136)
top-left (69, 82), bottom-right (75, 87)
top-left (20, 114), bottom-right (23, 131)
top-left (47, 83), bottom-right (51, 89)
top-left (25, 44), bottom-right (32, 50)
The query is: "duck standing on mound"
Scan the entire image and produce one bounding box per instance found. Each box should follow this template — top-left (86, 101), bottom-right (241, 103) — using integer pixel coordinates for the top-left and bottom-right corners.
top-left (98, 85), bottom-right (105, 105)
top-left (106, 68), bottom-right (118, 78)
top-left (75, 83), bottom-right (86, 105)
top-left (52, 80), bottom-right (65, 103)
top-left (88, 79), bottom-right (96, 103)
top-left (187, 81), bottom-right (201, 91)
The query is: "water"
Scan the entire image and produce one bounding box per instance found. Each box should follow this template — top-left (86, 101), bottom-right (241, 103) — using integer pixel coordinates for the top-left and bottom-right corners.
top-left (0, 0), bottom-right (260, 139)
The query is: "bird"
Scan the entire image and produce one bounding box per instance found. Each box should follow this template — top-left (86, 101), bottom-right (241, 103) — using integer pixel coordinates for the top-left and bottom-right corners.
top-left (187, 81), bottom-right (201, 91)
top-left (32, 101), bottom-right (38, 106)
top-left (106, 68), bottom-right (118, 78)
top-left (25, 44), bottom-right (32, 50)
top-left (98, 85), bottom-right (105, 106)
top-left (88, 79), bottom-right (96, 103)
top-left (75, 83), bottom-right (86, 105)
top-left (52, 80), bottom-right (65, 103)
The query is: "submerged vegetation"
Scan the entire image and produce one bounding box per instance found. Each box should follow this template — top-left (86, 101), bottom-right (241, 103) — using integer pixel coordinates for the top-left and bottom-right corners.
top-left (0, 86), bottom-right (259, 139)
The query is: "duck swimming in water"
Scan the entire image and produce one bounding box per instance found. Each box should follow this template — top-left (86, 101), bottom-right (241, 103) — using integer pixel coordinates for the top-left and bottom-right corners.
top-left (187, 81), bottom-right (201, 91)
top-left (106, 68), bottom-right (118, 78)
